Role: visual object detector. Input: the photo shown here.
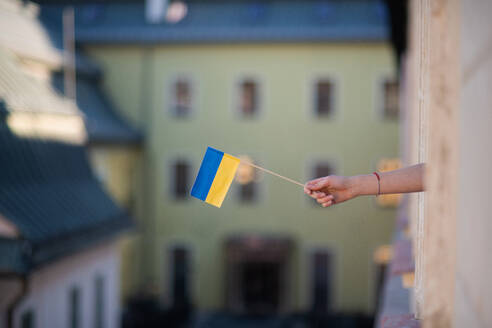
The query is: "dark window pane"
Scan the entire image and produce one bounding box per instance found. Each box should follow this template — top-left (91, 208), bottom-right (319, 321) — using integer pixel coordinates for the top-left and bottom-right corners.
top-left (21, 310), bottom-right (34, 328)
top-left (316, 81), bottom-right (333, 117)
top-left (69, 287), bottom-right (80, 328)
top-left (383, 81), bottom-right (399, 120)
top-left (242, 261), bottom-right (280, 313)
top-left (314, 163), bottom-right (333, 179)
top-left (311, 250), bottom-right (333, 312)
top-left (95, 275), bottom-right (104, 328)
top-left (174, 80), bottom-right (191, 117)
top-left (238, 162), bottom-right (257, 203)
top-left (171, 247), bottom-right (190, 309)
top-left (174, 161), bottom-right (190, 199)
top-left (240, 81), bottom-right (257, 117)
top-left (240, 182), bottom-right (256, 203)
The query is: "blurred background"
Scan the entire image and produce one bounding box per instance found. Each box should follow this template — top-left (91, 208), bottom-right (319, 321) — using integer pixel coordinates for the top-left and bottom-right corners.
top-left (1, 0), bottom-right (491, 328)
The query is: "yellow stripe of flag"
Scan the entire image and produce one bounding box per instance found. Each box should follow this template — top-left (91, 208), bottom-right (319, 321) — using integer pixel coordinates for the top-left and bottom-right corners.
top-left (205, 154), bottom-right (240, 207)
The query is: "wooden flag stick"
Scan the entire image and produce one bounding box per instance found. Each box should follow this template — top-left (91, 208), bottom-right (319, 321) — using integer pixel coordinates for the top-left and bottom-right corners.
top-left (241, 160), bottom-right (305, 188)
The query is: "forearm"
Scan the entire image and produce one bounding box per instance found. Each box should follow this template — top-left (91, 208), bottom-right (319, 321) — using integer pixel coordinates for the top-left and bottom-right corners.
top-left (350, 163), bottom-right (425, 196)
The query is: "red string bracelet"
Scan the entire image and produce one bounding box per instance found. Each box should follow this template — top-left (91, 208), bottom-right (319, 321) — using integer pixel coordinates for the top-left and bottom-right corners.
top-left (373, 172), bottom-right (381, 196)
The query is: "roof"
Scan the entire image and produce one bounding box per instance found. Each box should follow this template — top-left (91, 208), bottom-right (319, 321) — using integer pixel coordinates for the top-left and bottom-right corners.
top-left (33, 2), bottom-right (143, 143)
top-left (38, 0), bottom-right (389, 44)
top-left (0, 0), bottom-right (135, 275)
top-left (0, 116), bottom-right (133, 274)
top-left (0, 0), bottom-right (142, 143)
top-left (52, 73), bottom-right (142, 144)
top-left (0, 47), bottom-right (79, 116)
top-left (0, 237), bottom-right (28, 274)
top-left (0, 0), bottom-right (62, 66)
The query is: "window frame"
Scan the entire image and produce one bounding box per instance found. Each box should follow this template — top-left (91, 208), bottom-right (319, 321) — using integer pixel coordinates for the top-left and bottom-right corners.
top-left (164, 242), bottom-right (195, 307)
top-left (376, 76), bottom-right (400, 121)
top-left (305, 245), bottom-right (340, 312)
top-left (68, 285), bottom-right (81, 328)
top-left (169, 157), bottom-right (193, 201)
top-left (309, 75), bottom-right (339, 121)
top-left (166, 74), bottom-right (197, 119)
top-left (233, 154), bottom-right (266, 206)
top-left (232, 74), bottom-right (264, 120)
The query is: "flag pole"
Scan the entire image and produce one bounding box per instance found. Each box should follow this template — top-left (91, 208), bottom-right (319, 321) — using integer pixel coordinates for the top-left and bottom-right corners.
top-left (240, 160), bottom-right (305, 188)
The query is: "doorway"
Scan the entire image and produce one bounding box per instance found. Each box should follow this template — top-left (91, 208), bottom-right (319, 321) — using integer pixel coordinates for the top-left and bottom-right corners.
top-left (225, 235), bottom-right (293, 314)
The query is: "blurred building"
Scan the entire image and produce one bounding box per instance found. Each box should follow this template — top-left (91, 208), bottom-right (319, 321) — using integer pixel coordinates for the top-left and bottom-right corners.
top-left (38, 0), bottom-right (399, 320)
top-left (37, 7), bottom-right (144, 301)
top-left (0, 1), bottom-right (136, 327)
top-left (377, 1), bottom-right (492, 328)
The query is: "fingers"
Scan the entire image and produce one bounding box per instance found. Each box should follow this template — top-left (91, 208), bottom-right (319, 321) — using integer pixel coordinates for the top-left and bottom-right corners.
top-left (304, 189), bottom-right (323, 198)
top-left (310, 191), bottom-right (326, 199)
top-left (305, 176), bottom-right (331, 191)
top-left (316, 194), bottom-right (335, 208)
top-left (316, 194), bottom-right (334, 204)
top-left (321, 200), bottom-right (333, 208)
top-left (313, 194), bottom-right (335, 208)
top-left (303, 184), bottom-right (336, 208)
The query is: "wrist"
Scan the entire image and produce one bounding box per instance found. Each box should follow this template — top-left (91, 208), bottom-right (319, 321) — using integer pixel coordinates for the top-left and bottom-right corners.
top-left (349, 174), bottom-right (378, 197)
top-left (347, 175), bottom-right (362, 198)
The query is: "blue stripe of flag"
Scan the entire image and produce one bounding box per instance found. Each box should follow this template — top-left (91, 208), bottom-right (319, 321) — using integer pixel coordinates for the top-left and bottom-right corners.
top-left (190, 147), bottom-right (224, 201)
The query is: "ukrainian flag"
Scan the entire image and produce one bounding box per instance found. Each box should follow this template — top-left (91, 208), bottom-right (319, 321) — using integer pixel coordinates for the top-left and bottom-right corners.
top-left (191, 147), bottom-right (240, 208)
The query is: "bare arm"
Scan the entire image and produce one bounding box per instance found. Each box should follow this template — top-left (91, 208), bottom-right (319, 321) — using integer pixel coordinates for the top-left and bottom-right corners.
top-left (352, 163), bottom-right (425, 196)
top-left (304, 164), bottom-right (425, 207)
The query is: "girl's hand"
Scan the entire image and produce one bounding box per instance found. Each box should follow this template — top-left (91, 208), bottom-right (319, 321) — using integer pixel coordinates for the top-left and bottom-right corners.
top-left (304, 164), bottom-right (425, 207)
top-left (304, 175), bottom-right (357, 207)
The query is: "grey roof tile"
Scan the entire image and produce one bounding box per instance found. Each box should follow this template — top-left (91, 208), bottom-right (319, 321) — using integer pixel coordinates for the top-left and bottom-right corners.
top-left (0, 237), bottom-right (28, 274)
top-left (0, 47), bottom-right (79, 116)
top-left (0, 118), bottom-right (133, 270)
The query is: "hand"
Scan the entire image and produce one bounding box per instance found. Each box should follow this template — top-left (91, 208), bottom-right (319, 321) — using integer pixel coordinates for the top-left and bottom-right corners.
top-left (304, 175), bottom-right (357, 207)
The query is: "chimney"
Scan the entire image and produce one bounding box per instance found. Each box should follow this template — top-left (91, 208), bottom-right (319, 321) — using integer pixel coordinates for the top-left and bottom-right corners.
top-left (145, 0), bottom-right (168, 23)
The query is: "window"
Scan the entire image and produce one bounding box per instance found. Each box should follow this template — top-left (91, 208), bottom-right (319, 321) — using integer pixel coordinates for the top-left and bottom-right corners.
top-left (21, 310), bottom-right (34, 328)
top-left (172, 160), bottom-right (190, 199)
top-left (314, 79), bottom-right (335, 118)
top-left (310, 249), bottom-right (334, 312)
top-left (169, 246), bottom-right (191, 309)
top-left (94, 275), bottom-right (104, 328)
top-left (239, 181), bottom-right (257, 203)
top-left (382, 80), bottom-right (399, 120)
top-left (313, 162), bottom-right (334, 179)
top-left (171, 78), bottom-right (192, 118)
top-left (238, 79), bottom-right (260, 118)
top-left (235, 156), bottom-right (260, 203)
top-left (69, 286), bottom-right (81, 328)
